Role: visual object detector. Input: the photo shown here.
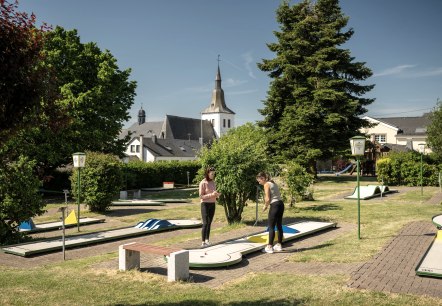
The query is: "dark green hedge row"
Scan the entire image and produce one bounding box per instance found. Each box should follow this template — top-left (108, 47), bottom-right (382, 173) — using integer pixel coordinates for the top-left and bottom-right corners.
top-left (376, 151), bottom-right (441, 186)
top-left (125, 160), bottom-right (201, 189)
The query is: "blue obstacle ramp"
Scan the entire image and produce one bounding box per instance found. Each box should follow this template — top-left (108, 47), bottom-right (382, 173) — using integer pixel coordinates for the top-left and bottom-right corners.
top-left (266, 225), bottom-right (300, 234)
top-left (335, 163), bottom-right (354, 176)
top-left (19, 219), bottom-right (36, 231)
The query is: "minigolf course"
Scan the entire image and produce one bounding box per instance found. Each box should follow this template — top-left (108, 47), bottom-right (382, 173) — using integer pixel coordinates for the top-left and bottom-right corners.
top-left (111, 199), bottom-right (165, 206)
top-left (416, 214), bottom-right (442, 278)
top-left (188, 220), bottom-right (335, 268)
top-left (19, 210), bottom-right (105, 233)
top-left (345, 184), bottom-right (396, 200)
top-left (2, 219), bottom-right (201, 257)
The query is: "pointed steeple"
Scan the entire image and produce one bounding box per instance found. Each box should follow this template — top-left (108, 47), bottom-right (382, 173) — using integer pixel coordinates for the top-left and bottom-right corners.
top-left (138, 105), bottom-right (146, 125)
top-left (202, 57), bottom-right (235, 115)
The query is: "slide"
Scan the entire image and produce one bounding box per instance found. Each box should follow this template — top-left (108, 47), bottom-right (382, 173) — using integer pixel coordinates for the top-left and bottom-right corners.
top-left (335, 163), bottom-right (354, 176)
top-left (416, 214), bottom-right (442, 278)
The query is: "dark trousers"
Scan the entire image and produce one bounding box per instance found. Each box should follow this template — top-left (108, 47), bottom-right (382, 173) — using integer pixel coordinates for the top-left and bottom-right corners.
top-left (268, 200), bottom-right (284, 245)
top-left (201, 202), bottom-right (215, 241)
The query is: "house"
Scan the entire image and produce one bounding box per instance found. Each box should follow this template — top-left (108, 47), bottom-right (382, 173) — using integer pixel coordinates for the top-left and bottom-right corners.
top-left (121, 64), bottom-right (235, 162)
top-left (361, 114), bottom-right (431, 154)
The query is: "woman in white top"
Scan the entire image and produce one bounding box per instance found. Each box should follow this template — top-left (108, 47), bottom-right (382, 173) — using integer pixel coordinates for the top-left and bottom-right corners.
top-left (256, 171), bottom-right (284, 253)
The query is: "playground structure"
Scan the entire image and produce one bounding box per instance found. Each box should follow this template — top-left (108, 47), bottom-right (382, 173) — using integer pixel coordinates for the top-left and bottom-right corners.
top-left (2, 219), bottom-right (202, 257)
top-left (19, 210), bottom-right (105, 233)
top-left (335, 163), bottom-right (356, 176)
top-left (345, 185), bottom-right (396, 200)
top-left (416, 214), bottom-right (442, 278)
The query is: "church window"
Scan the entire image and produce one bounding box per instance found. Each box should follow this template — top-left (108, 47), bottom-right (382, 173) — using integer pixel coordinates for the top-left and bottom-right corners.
top-left (136, 145), bottom-right (140, 153)
top-left (228, 119), bottom-right (231, 128)
top-left (130, 145), bottom-right (135, 153)
top-left (223, 119), bottom-right (226, 128)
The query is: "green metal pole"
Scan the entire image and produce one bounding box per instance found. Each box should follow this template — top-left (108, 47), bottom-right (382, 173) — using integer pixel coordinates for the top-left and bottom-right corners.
top-left (420, 153), bottom-right (423, 196)
top-left (77, 168), bottom-right (81, 232)
top-left (357, 157), bottom-right (361, 240)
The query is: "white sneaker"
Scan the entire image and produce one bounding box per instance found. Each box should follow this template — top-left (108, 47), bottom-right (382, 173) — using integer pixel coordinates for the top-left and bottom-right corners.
top-left (201, 242), bottom-right (207, 247)
top-left (261, 246), bottom-right (274, 254)
top-left (205, 240), bottom-right (211, 246)
top-left (273, 244), bottom-right (282, 252)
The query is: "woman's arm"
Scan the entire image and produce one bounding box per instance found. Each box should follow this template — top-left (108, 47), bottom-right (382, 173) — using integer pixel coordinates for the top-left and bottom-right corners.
top-left (263, 182), bottom-right (271, 210)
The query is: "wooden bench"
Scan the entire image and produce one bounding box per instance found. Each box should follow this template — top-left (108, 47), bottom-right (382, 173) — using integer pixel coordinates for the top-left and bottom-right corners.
top-left (118, 242), bottom-right (189, 282)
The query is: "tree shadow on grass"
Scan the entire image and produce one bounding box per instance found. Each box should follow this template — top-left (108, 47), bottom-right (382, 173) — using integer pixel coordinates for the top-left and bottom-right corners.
top-left (103, 208), bottom-right (159, 217)
top-left (298, 203), bottom-right (342, 212)
top-left (113, 298), bottom-right (309, 305)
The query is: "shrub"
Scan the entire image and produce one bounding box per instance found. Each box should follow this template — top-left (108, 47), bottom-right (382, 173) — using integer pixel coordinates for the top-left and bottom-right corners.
top-left (281, 161), bottom-right (314, 206)
top-left (70, 152), bottom-right (123, 212)
top-left (0, 156), bottom-right (44, 244)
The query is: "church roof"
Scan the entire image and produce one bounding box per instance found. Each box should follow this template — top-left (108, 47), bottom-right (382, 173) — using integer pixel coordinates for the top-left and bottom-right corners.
top-left (202, 66), bottom-right (235, 115)
top-left (142, 137), bottom-right (201, 158)
top-left (163, 115), bottom-right (216, 141)
top-left (121, 115), bottom-right (217, 143)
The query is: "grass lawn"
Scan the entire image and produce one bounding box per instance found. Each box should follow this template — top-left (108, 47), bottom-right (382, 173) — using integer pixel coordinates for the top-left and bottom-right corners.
top-left (1, 175), bottom-right (442, 305)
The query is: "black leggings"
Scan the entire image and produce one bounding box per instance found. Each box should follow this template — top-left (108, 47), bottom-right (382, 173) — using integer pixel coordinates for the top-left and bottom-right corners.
top-left (201, 202), bottom-right (215, 241)
top-left (268, 200), bottom-right (284, 245)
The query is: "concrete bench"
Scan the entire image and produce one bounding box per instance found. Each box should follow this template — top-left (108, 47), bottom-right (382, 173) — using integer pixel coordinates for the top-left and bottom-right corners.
top-left (118, 242), bottom-right (189, 282)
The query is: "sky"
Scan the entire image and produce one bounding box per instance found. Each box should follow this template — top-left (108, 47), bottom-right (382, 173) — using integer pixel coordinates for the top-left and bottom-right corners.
top-left (18, 0), bottom-right (442, 127)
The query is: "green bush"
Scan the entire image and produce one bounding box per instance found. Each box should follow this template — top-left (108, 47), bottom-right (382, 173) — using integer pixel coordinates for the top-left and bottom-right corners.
top-left (125, 160), bottom-right (200, 189)
top-left (70, 152), bottom-right (123, 213)
top-left (281, 161), bottom-right (314, 206)
top-left (0, 156), bottom-right (44, 245)
top-left (376, 151), bottom-right (440, 186)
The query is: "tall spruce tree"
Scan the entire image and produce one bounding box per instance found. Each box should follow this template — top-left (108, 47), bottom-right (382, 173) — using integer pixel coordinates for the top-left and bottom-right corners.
top-left (258, 0), bottom-right (374, 173)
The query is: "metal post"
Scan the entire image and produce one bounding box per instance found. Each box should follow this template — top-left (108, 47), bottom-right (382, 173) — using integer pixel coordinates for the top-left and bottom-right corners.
top-left (77, 168), bottom-right (81, 232)
top-left (59, 207), bottom-right (67, 260)
top-left (186, 171), bottom-right (190, 187)
top-left (420, 152), bottom-right (423, 196)
top-left (357, 157), bottom-right (361, 240)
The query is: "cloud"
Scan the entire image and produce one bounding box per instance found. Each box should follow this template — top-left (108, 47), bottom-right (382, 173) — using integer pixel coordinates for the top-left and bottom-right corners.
top-left (223, 78), bottom-right (248, 87)
top-left (373, 65), bottom-right (416, 77)
top-left (228, 89), bottom-right (258, 96)
top-left (374, 65), bottom-right (442, 78)
top-left (242, 51), bottom-right (256, 79)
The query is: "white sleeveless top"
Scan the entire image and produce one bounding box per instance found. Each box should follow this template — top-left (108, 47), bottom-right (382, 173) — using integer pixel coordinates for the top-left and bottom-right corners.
top-left (268, 181), bottom-right (282, 204)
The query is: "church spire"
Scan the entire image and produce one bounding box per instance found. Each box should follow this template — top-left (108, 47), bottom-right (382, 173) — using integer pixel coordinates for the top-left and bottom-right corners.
top-left (202, 55), bottom-right (235, 114)
top-left (138, 105), bottom-right (146, 125)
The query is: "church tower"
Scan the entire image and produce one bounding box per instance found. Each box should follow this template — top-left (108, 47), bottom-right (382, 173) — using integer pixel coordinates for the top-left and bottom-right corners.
top-left (201, 59), bottom-right (235, 138)
top-left (138, 106), bottom-right (146, 125)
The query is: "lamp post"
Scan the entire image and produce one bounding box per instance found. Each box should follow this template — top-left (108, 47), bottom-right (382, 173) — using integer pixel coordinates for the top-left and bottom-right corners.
top-left (418, 143), bottom-right (425, 196)
top-left (350, 136), bottom-right (366, 240)
top-left (72, 152), bottom-right (86, 232)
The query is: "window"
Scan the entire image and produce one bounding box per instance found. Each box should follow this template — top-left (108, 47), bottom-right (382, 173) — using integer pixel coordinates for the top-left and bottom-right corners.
top-left (374, 134), bottom-right (386, 143)
top-left (130, 145), bottom-right (135, 153)
top-left (223, 119), bottom-right (226, 128)
top-left (228, 119), bottom-right (231, 128)
top-left (136, 145), bottom-right (140, 153)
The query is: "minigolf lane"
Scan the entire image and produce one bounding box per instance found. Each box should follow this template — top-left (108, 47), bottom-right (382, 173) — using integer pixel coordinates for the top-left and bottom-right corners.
top-left (2, 219), bottom-right (201, 257)
top-left (416, 214), bottom-right (442, 278)
top-left (188, 220), bottom-right (336, 268)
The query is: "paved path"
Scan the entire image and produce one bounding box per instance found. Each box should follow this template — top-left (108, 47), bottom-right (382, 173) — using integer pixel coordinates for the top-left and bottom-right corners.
top-left (348, 221), bottom-right (442, 298)
top-left (94, 222), bottom-right (357, 288)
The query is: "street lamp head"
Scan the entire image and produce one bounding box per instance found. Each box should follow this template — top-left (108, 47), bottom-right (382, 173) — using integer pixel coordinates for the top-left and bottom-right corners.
top-left (350, 136), bottom-right (366, 156)
top-left (72, 152), bottom-right (86, 168)
top-left (418, 143), bottom-right (426, 153)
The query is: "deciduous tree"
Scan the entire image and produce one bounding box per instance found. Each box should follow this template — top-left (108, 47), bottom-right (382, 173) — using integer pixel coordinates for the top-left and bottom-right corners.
top-left (198, 123), bottom-right (269, 224)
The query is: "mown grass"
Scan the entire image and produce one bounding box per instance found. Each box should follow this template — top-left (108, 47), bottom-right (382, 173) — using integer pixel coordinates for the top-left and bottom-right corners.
top-left (1, 175), bottom-right (442, 305)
